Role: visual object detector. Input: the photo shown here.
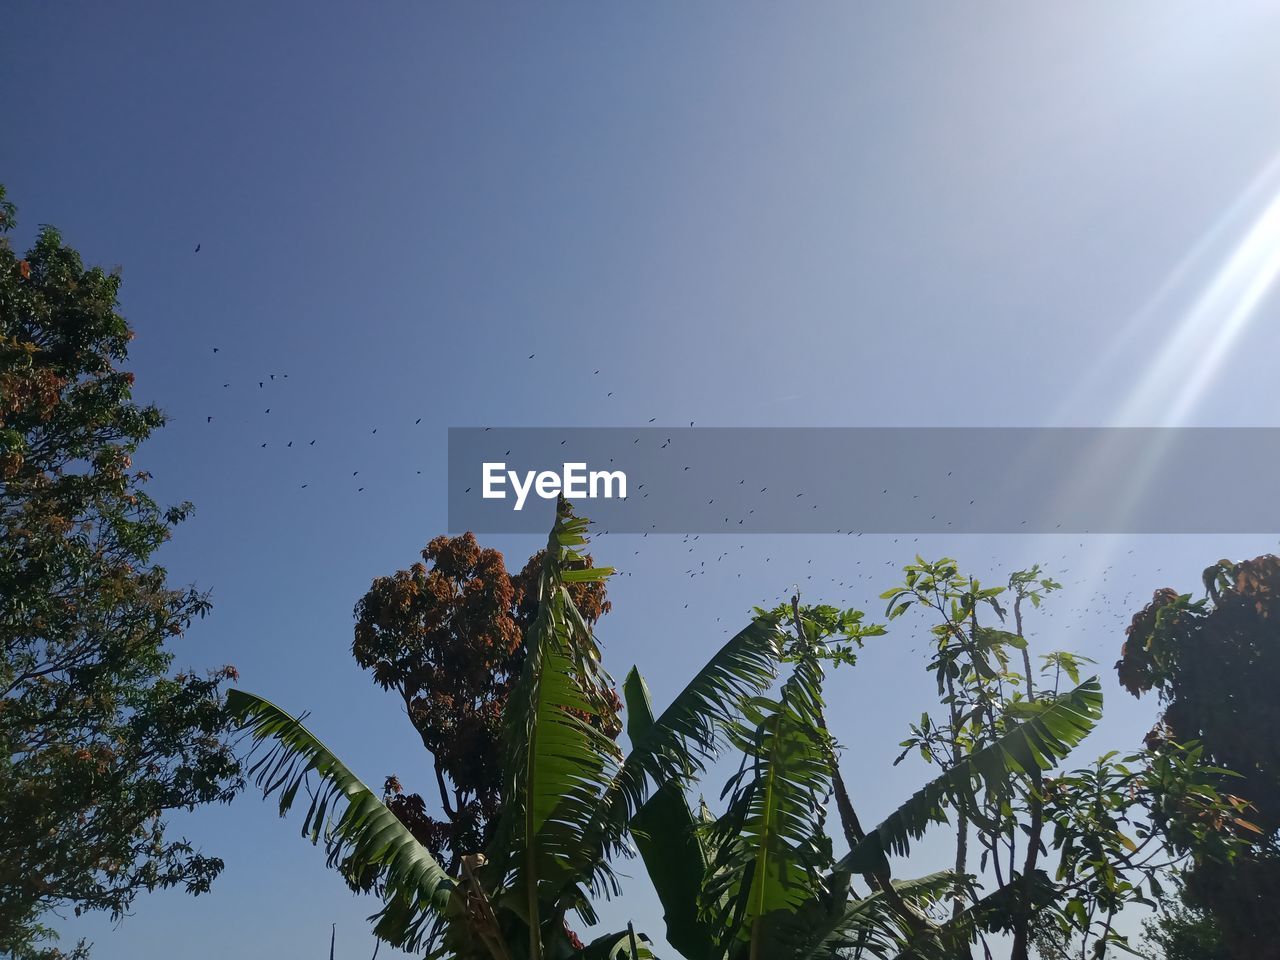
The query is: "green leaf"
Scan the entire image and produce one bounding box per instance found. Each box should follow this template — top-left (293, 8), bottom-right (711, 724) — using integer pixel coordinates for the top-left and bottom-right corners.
top-left (562, 566), bottom-right (615, 583)
top-left (702, 655), bottom-right (836, 950)
top-left (840, 678), bottom-right (1104, 874)
top-left (625, 669), bottom-right (719, 960)
top-left (570, 620), bottom-right (783, 887)
top-left (496, 500), bottom-right (624, 951)
top-left (227, 690), bottom-right (456, 951)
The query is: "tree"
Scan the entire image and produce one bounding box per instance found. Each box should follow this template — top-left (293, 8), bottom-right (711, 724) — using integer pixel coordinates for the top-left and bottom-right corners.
top-left (880, 559), bottom-right (1245, 959)
top-left (1117, 556), bottom-right (1280, 958)
top-left (0, 185), bottom-right (241, 958)
top-left (351, 532), bottom-right (614, 875)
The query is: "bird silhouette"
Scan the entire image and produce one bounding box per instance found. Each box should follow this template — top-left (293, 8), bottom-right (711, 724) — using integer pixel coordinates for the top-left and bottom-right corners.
top-left (194, 244), bottom-right (201, 252)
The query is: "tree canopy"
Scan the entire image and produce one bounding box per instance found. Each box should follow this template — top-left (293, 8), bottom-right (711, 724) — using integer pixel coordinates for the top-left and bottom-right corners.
top-left (1119, 556), bottom-right (1280, 957)
top-left (0, 185), bottom-right (241, 959)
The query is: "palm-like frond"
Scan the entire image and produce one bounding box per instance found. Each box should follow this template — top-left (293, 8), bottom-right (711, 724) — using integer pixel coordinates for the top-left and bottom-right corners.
top-left (702, 655), bottom-right (836, 954)
top-left (568, 621), bottom-right (784, 886)
top-left (493, 501), bottom-right (623, 958)
top-left (840, 678), bottom-right (1104, 874)
top-left (766, 870), bottom-right (958, 960)
top-left (896, 869), bottom-right (1057, 960)
top-left (227, 690), bottom-right (456, 952)
top-left (624, 669), bottom-right (719, 960)
top-left (625, 619), bottom-right (784, 783)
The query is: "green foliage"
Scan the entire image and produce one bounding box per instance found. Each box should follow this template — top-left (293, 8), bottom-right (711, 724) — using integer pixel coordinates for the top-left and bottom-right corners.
top-left (631, 601), bottom-right (966, 960)
top-left (1117, 556), bottom-right (1280, 957)
top-left (0, 185), bottom-right (241, 958)
top-left (626, 671), bottom-right (717, 960)
top-left (1139, 879), bottom-right (1230, 960)
top-left (876, 556), bottom-right (1258, 959)
top-left (237, 520), bottom-right (1242, 960)
top-left (840, 678), bottom-right (1105, 875)
top-left (702, 653), bottom-right (836, 953)
top-left (226, 690), bottom-right (456, 949)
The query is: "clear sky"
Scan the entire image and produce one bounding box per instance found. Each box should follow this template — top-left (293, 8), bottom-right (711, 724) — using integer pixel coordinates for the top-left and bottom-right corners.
top-left (5, 3), bottom-right (1280, 957)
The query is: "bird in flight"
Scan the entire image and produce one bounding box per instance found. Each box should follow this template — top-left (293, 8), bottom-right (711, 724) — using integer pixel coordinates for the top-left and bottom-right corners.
top-left (194, 244), bottom-right (201, 253)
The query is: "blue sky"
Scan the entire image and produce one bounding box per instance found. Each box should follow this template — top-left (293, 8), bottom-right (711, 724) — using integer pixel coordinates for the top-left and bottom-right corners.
top-left (5, 3), bottom-right (1280, 956)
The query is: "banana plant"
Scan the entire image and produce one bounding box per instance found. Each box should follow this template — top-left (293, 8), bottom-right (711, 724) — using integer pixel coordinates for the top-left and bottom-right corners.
top-left (229, 500), bottom-right (783, 959)
top-left (625, 608), bottom-right (1105, 960)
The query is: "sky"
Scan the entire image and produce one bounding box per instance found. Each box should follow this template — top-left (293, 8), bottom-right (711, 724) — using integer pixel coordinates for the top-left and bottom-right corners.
top-left (4, 2), bottom-right (1280, 957)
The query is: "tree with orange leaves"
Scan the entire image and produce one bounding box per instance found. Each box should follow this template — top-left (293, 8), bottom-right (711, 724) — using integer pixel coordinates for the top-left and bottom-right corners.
top-left (352, 532), bottom-right (615, 875)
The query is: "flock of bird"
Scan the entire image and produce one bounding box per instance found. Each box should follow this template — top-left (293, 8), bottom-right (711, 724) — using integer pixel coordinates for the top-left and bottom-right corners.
top-left (187, 241), bottom-right (1269, 665)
